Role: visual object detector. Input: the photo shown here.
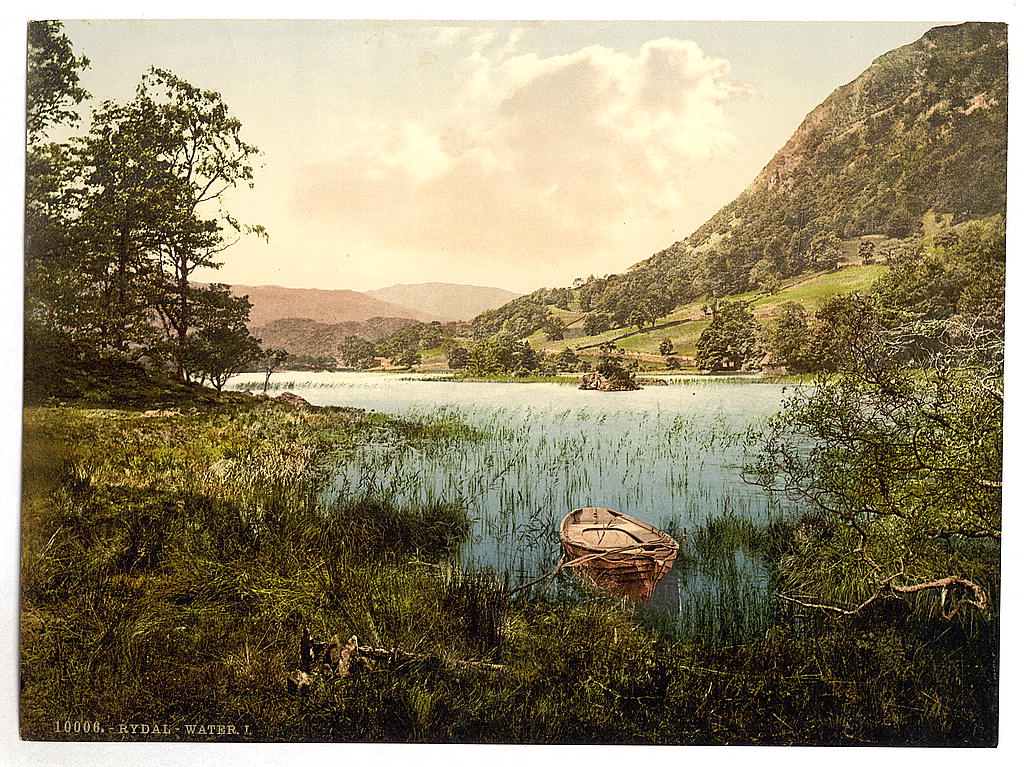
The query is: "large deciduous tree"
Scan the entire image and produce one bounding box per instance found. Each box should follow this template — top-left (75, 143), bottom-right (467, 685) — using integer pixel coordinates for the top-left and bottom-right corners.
top-left (132, 68), bottom-right (265, 378)
top-left (24, 21), bottom-right (92, 360)
top-left (26, 21), bottom-right (90, 145)
top-left (695, 300), bottom-right (761, 371)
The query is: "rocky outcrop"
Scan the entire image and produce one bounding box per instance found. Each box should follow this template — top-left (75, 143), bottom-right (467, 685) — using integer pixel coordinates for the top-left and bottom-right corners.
top-left (275, 391), bottom-right (312, 408)
top-left (579, 372), bottom-right (641, 392)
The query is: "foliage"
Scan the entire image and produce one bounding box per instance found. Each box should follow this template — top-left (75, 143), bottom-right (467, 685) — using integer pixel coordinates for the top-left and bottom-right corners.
top-left (394, 349), bottom-right (422, 368)
top-left (872, 216), bottom-right (1005, 330)
top-left (541, 314), bottom-right (565, 341)
top-left (582, 312), bottom-right (612, 337)
top-left (592, 345), bottom-right (638, 388)
top-left (24, 27), bottom-right (266, 396)
top-left (467, 334), bottom-right (541, 376)
top-left (552, 347), bottom-right (589, 372)
top-left (376, 322), bottom-right (445, 360)
top-left (748, 320), bottom-right (1001, 621)
top-left (763, 302), bottom-right (813, 372)
top-left (762, 218), bottom-right (1005, 374)
top-left (446, 346), bottom-right (470, 370)
top-left (658, 338), bottom-right (674, 356)
top-left (338, 336), bottom-right (377, 369)
top-left (469, 294), bottom-right (550, 340)
top-left (694, 300), bottom-right (761, 371)
top-left (26, 20), bottom-right (90, 143)
top-left (180, 285), bottom-right (262, 390)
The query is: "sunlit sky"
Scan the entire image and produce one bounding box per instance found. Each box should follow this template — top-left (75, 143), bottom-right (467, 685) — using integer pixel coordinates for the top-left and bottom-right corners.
top-left (53, 19), bottom-right (949, 294)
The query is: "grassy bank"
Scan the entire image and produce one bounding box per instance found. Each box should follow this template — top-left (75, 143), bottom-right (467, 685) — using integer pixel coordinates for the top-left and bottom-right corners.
top-left (20, 401), bottom-right (997, 745)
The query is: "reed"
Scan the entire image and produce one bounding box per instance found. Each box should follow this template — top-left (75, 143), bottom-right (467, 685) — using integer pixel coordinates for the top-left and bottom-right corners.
top-left (19, 399), bottom-right (997, 745)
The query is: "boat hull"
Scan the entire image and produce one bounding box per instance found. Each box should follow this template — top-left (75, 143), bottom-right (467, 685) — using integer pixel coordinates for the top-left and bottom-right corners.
top-left (560, 507), bottom-right (679, 603)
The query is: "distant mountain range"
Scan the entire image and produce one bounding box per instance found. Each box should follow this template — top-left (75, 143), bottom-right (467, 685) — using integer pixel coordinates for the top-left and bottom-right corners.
top-left (226, 282), bottom-right (520, 326)
top-left (366, 283), bottom-right (521, 322)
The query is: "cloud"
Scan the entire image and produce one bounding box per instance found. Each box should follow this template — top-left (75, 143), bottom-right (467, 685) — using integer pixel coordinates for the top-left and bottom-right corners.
top-left (295, 30), bottom-right (739, 286)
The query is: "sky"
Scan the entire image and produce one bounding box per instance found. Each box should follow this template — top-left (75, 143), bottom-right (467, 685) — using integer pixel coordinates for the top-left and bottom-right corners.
top-left (52, 19), bottom-right (948, 294)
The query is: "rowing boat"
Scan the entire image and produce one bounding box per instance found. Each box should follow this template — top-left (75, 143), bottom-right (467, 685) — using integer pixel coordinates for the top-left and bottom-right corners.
top-left (559, 507), bottom-right (680, 603)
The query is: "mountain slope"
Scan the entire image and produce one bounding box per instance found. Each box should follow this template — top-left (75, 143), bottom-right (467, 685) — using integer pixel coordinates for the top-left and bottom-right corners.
top-left (472, 22), bottom-right (1007, 337)
top-left (686, 21), bottom-right (1007, 262)
top-left (227, 284), bottom-right (447, 326)
top-left (366, 283), bottom-right (521, 322)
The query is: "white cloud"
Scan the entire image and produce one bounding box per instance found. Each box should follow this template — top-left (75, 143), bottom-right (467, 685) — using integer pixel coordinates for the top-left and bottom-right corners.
top-left (295, 30), bottom-right (739, 286)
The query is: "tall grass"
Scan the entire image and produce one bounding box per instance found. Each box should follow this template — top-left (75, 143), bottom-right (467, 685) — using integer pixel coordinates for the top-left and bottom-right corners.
top-left (20, 401), bottom-right (997, 745)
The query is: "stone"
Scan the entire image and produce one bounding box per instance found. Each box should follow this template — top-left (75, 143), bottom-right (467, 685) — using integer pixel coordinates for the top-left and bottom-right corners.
top-left (274, 391), bottom-right (312, 408)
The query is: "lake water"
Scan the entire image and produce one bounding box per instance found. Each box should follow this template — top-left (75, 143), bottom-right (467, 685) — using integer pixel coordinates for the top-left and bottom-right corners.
top-left (229, 371), bottom-right (796, 642)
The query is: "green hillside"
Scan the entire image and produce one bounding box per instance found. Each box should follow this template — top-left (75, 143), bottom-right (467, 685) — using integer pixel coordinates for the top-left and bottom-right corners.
top-left (469, 22), bottom-right (1006, 347)
top-left (529, 263), bottom-right (888, 358)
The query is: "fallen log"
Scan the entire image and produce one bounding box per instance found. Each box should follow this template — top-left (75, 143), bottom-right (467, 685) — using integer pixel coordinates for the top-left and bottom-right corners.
top-left (285, 632), bottom-right (505, 691)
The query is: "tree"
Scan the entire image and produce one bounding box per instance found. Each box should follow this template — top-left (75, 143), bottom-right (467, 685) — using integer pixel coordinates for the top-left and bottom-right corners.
top-left (871, 218), bottom-right (1005, 332)
top-left (447, 346), bottom-right (470, 370)
top-left (131, 68), bottom-right (264, 379)
top-left (808, 231), bottom-right (843, 271)
top-left (764, 302), bottom-right (813, 372)
top-left (594, 344), bottom-right (637, 389)
top-left (395, 349), bottom-right (422, 368)
top-left (468, 334), bottom-right (540, 375)
top-left (26, 21), bottom-right (90, 144)
top-left (747, 320), bottom-right (1001, 620)
top-left (750, 257), bottom-right (783, 295)
top-left (258, 348), bottom-right (289, 395)
top-left (176, 284), bottom-right (261, 388)
top-left (695, 301), bottom-right (761, 371)
top-left (858, 240), bottom-right (876, 265)
top-left (542, 315), bottom-right (565, 341)
top-left (582, 313), bottom-right (611, 337)
top-left (553, 347), bottom-right (587, 372)
top-left (338, 336), bottom-right (377, 368)
top-left (811, 294), bottom-right (876, 372)
top-left (658, 339), bottom-right (674, 356)
top-left (24, 22), bottom-right (93, 363)
top-left (70, 97), bottom-right (180, 354)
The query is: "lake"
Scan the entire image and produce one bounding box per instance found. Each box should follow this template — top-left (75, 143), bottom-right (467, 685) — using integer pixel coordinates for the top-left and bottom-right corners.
top-left (228, 371), bottom-right (797, 642)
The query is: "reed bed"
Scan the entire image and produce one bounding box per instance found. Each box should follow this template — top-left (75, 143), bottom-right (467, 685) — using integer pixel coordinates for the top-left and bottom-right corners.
top-left (19, 395), bottom-right (997, 745)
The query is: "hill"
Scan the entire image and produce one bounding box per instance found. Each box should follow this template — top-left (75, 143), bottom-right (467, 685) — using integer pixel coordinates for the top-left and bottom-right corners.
top-left (251, 316), bottom-right (422, 359)
top-left (470, 22), bottom-right (1006, 340)
top-left (366, 283), bottom-right (521, 322)
top-left (227, 284), bottom-right (447, 326)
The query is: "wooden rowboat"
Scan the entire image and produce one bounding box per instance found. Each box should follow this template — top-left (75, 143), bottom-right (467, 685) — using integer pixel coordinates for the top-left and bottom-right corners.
top-left (559, 507), bottom-right (680, 603)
